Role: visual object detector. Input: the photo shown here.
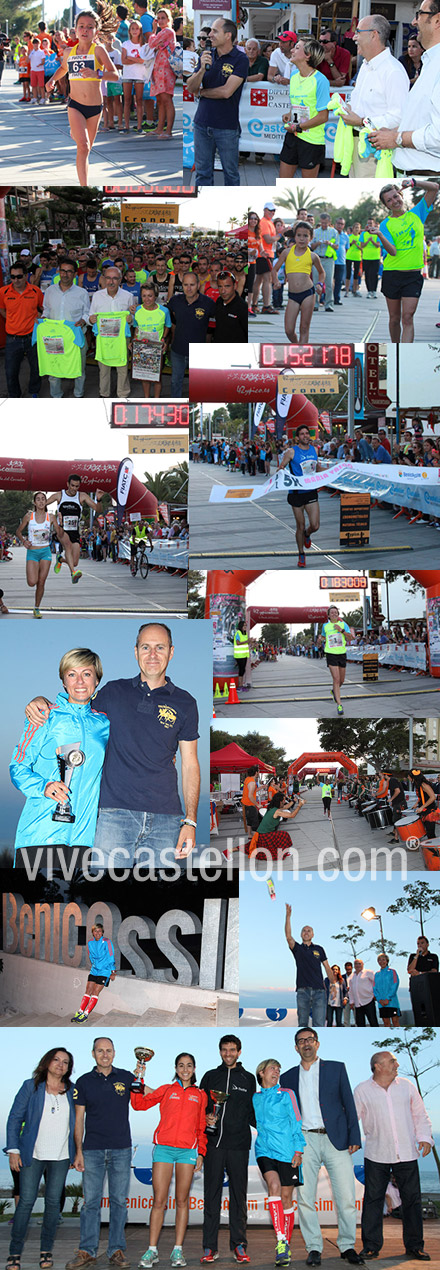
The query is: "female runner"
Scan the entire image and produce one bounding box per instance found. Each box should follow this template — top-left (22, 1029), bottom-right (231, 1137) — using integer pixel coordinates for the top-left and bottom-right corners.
top-left (71, 922), bottom-right (116, 1023)
top-left (45, 10), bottom-right (119, 187)
top-left (16, 492), bottom-right (59, 619)
top-left (253, 1058), bottom-right (305, 1267)
top-left (132, 1052), bottom-right (207, 1268)
top-left (272, 221), bottom-right (325, 342)
top-left (317, 605), bottom-right (356, 716)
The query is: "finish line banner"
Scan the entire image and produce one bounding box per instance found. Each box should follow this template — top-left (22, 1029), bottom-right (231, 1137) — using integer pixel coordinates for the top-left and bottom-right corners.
top-left (347, 642), bottom-right (427, 672)
top-left (209, 462), bottom-right (440, 507)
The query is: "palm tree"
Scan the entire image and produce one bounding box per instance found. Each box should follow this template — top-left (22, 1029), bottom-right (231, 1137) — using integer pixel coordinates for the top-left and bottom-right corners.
top-left (228, 216), bottom-right (239, 232)
top-left (143, 462), bottom-right (188, 505)
top-left (275, 186), bottom-right (327, 218)
top-left (65, 1183), bottom-right (83, 1215)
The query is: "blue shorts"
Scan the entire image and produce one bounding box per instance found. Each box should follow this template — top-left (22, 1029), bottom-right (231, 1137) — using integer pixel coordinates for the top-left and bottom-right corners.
top-left (27, 547), bottom-right (52, 563)
top-left (153, 1145), bottom-right (198, 1165)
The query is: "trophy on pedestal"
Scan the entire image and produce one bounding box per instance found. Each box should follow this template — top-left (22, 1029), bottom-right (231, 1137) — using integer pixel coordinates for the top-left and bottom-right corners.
top-left (207, 1089), bottom-right (229, 1134)
top-left (52, 744), bottom-right (85, 823)
top-left (132, 1046), bottom-right (155, 1091)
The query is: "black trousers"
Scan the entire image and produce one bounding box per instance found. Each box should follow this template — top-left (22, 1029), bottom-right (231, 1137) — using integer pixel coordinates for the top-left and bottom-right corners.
top-left (363, 260), bottom-right (380, 293)
top-left (203, 1146), bottom-right (249, 1251)
top-left (362, 1158), bottom-right (424, 1254)
top-left (354, 999), bottom-right (378, 1026)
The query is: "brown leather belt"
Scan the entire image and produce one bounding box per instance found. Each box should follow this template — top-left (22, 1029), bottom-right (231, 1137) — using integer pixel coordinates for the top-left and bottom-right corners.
top-left (305, 1128), bottom-right (327, 1134)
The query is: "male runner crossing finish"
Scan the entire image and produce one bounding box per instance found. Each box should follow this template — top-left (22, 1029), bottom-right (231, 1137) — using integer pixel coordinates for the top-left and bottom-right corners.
top-left (46, 474), bottom-right (105, 584)
top-left (279, 425), bottom-right (323, 568)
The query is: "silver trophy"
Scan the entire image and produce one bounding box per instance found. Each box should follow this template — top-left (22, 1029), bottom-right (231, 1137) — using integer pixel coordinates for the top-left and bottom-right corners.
top-left (52, 744), bottom-right (85, 823)
top-left (132, 1046), bottom-right (155, 1091)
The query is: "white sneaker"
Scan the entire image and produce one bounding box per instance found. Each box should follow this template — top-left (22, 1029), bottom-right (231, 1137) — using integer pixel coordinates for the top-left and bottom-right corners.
top-left (139, 1253), bottom-right (159, 1268)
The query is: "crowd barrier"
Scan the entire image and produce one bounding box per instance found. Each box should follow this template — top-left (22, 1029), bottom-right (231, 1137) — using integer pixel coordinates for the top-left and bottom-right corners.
top-left (347, 642), bottom-right (427, 672)
top-left (118, 539), bottom-right (188, 570)
top-left (183, 84), bottom-right (352, 169)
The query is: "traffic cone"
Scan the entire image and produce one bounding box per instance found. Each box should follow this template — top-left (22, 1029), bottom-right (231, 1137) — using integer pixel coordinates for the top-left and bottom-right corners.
top-left (214, 683), bottom-right (221, 698)
top-left (212, 707), bottom-right (216, 718)
top-left (227, 679), bottom-right (240, 705)
top-left (223, 683), bottom-right (229, 698)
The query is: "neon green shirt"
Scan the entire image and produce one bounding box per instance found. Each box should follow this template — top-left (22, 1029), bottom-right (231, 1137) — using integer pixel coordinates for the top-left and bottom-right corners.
top-left (36, 319), bottom-right (82, 378)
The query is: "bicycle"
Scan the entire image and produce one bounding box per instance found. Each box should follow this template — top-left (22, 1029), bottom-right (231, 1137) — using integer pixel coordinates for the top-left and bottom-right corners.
top-left (130, 540), bottom-right (152, 579)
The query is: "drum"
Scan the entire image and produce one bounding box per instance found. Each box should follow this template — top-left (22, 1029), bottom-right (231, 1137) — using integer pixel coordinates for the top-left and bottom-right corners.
top-left (374, 805), bottom-right (393, 830)
top-left (395, 814), bottom-right (426, 849)
top-left (362, 801), bottom-right (376, 816)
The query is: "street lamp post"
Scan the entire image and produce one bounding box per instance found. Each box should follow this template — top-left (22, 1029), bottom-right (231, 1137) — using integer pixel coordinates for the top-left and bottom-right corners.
top-left (361, 905), bottom-right (385, 952)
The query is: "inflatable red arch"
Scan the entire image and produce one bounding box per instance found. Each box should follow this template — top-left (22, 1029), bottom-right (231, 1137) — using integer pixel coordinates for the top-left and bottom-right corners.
top-left (206, 570), bottom-right (440, 685)
top-left (288, 752), bottom-right (358, 779)
top-left (189, 370), bottom-right (318, 435)
top-left (0, 457), bottom-right (158, 518)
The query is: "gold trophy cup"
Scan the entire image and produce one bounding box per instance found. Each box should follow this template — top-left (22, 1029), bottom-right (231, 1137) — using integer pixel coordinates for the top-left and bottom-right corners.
top-left (132, 1046), bottom-right (155, 1090)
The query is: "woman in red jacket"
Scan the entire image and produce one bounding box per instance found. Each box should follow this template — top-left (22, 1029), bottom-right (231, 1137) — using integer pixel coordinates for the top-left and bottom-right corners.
top-left (132, 1052), bottom-right (207, 1269)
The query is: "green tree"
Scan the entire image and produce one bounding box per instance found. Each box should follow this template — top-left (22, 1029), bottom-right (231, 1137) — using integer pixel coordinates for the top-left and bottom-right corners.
top-left (1, 0), bottom-right (40, 38)
top-left (275, 186), bottom-right (327, 218)
top-left (0, 490), bottom-right (35, 533)
top-left (211, 728), bottom-right (287, 773)
top-left (374, 1029), bottom-right (440, 1180)
top-left (64, 1183), bottom-right (83, 1215)
top-left (385, 571), bottom-right (425, 596)
top-left (330, 922), bottom-right (369, 959)
top-left (317, 718), bottom-right (431, 769)
top-left (387, 882), bottom-right (440, 938)
top-left (260, 623), bottom-right (290, 648)
top-left (187, 569), bottom-right (205, 619)
top-left (143, 462), bottom-right (188, 505)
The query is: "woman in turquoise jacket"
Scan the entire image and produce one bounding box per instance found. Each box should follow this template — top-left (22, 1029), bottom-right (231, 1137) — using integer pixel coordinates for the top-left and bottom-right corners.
top-left (253, 1059), bottom-right (305, 1267)
top-left (71, 921), bottom-right (116, 1023)
top-left (10, 648), bottom-right (109, 853)
top-left (373, 953), bottom-right (401, 1028)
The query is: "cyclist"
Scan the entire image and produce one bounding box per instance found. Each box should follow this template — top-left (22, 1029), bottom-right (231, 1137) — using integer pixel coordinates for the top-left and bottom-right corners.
top-left (130, 519), bottom-right (154, 573)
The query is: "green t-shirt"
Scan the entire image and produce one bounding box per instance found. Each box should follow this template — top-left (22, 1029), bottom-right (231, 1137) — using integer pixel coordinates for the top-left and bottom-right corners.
top-left (248, 54), bottom-right (268, 79)
top-left (95, 311), bottom-right (129, 367)
top-left (321, 783), bottom-right (333, 799)
top-left (381, 204), bottom-right (427, 272)
top-left (36, 319), bottom-right (82, 378)
top-left (346, 234), bottom-right (362, 261)
top-left (323, 620), bottom-right (349, 655)
top-left (360, 231), bottom-right (381, 260)
top-left (289, 68), bottom-right (327, 145)
top-left (258, 806), bottom-right (282, 834)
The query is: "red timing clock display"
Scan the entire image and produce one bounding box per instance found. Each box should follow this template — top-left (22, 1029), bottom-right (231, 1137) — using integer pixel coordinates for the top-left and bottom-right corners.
top-left (319, 575), bottom-right (368, 589)
top-left (259, 344), bottom-right (355, 368)
top-left (111, 403), bottom-right (189, 428)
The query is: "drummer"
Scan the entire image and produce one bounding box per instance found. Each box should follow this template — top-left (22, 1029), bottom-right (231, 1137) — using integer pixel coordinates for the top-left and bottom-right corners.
top-left (383, 770), bottom-right (407, 843)
top-left (410, 769), bottom-right (438, 841)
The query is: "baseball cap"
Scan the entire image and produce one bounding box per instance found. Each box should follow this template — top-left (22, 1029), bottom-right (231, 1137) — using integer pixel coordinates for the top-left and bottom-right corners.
top-left (264, 201), bottom-right (276, 212)
top-left (279, 31), bottom-right (297, 42)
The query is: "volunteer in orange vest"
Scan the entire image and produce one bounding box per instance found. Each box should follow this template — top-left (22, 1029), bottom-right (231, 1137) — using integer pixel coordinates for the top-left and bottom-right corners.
top-left (241, 765), bottom-right (260, 834)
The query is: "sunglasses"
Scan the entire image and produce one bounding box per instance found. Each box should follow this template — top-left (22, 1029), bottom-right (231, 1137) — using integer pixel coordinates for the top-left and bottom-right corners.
top-left (218, 271), bottom-right (236, 281)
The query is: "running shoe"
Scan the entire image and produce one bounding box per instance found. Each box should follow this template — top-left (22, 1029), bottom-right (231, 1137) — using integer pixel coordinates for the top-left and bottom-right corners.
top-left (170, 1251), bottom-right (186, 1267)
top-left (72, 570), bottom-right (82, 584)
top-left (234, 1250), bottom-right (250, 1264)
top-left (297, 554), bottom-right (306, 569)
top-left (71, 1010), bottom-right (87, 1023)
top-left (275, 1241), bottom-right (290, 1267)
top-left (303, 533), bottom-right (311, 549)
top-left (261, 306), bottom-right (277, 314)
top-left (54, 559), bottom-right (62, 574)
top-left (337, 704), bottom-right (344, 716)
top-left (200, 1254), bottom-right (219, 1264)
top-left (33, 607), bottom-right (42, 619)
top-left (139, 1253), bottom-right (159, 1268)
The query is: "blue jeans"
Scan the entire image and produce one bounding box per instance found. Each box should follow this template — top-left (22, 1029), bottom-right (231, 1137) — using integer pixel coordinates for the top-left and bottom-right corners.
top-left (296, 987), bottom-right (326, 1028)
top-left (193, 124), bottom-right (241, 186)
top-left (334, 263), bottom-right (345, 303)
top-left (9, 1157), bottom-right (70, 1255)
top-left (92, 808), bottom-right (183, 868)
top-left (5, 333), bottom-right (41, 397)
top-left (170, 350), bottom-right (189, 397)
top-left (48, 343), bottom-right (87, 398)
top-left (80, 1147), bottom-right (132, 1257)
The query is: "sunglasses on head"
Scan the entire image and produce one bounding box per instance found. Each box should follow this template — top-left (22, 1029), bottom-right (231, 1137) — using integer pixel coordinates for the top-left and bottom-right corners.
top-left (218, 271), bottom-right (235, 281)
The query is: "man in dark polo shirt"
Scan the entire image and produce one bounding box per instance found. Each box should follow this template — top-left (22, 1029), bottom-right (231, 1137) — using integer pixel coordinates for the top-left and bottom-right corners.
top-left (408, 935), bottom-right (439, 1019)
top-left (25, 622), bottom-right (200, 869)
top-left (213, 272), bottom-right (248, 342)
top-left (0, 260), bottom-right (43, 397)
top-left (186, 17), bottom-right (249, 186)
top-left (285, 904), bottom-right (334, 1028)
top-left (67, 1037), bottom-right (135, 1270)
top-left (168, 273), bottom-right (215, 397)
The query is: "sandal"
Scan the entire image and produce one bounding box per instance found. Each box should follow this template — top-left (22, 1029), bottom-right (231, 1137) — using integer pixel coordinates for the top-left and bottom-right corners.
top-left (6, 1259), bottom-right (21, 1270)
top-left (40, 1255), bottom-right (53, 1269)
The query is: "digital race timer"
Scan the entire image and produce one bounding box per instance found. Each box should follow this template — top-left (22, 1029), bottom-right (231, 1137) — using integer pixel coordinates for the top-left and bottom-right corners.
top-left (111, 403), bottom-right (189, 428)
top-left (259, 344), bottom-right (355, 368)
top-left (319, 575), bottom-right (368, 589)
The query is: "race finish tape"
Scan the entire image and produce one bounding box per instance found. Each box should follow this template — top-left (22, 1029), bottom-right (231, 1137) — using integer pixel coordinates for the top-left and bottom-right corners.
top-left (209, 462), bottom-right (440, 514)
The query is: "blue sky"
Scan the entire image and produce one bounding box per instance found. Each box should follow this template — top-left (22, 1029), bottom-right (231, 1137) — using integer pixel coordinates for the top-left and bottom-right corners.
top-left (239, 873), bottom-right (439, 1012)
top-left (0, 1026), bottom-right (438, 1184)
top-left (0, 617), bottom-right (211, 848)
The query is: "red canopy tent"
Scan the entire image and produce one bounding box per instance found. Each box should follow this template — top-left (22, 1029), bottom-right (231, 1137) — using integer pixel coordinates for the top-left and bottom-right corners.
top-left (210, 742), bottom-right (275, 774)
top-left (225, 226), bottom-right (248, 240)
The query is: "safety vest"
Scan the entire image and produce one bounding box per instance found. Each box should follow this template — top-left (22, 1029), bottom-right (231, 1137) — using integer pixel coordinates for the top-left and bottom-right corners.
top-left (95, 312), bottom-right (129, 367)
top-left (130, 524), bottom-right (147, 544)
top-left (323, 621), bottom-right (347, 655)
top-left (36, 319), bottom-right (83, 378)
top-left (289, 69), bottom-right (325, 144)
top-left (234, 628), bottom-right (249, 659)
top-left (321, 783), bottom-right (332, 799)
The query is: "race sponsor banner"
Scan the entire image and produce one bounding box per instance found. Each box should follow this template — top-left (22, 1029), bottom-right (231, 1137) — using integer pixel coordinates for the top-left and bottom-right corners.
top-left (253, 402), bottom-right (265, 434)
top-left (183, 84), bottom-right (353, 168)
top-left (116, 457), bottom-right (134, 526)
top-left (209, 462), bottom-right (440, 507)
top-left (118, 538), bottom-right (187, 569)
top-left (347, 642), bottom-right (427, 672)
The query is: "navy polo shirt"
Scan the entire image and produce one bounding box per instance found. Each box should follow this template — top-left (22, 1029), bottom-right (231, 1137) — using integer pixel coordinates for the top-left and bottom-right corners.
top-left (93, 674), bottom-right (199, 813)
top-left (168, 292), bottom-right (215, 355)
top-left (194, 46), bottom-right (249, 130)
top-left (73, 1066), bottom-right (135, 1150)
top-left (291, 941), bottom-right (327, 990)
